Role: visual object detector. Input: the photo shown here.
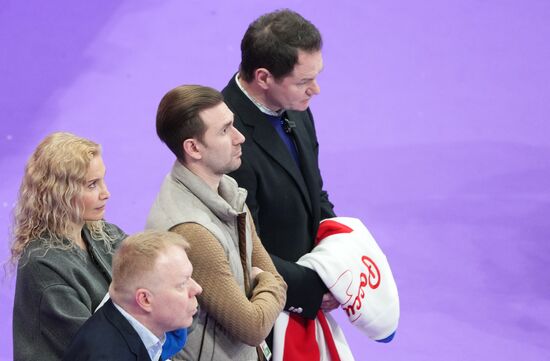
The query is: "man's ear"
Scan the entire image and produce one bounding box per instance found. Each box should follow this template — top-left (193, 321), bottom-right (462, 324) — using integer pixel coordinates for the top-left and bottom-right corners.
top-left (254, 68), bottom-right (271, 90)
top-left (183, 138), bottom-right (202, 161)
top-left (136, 288), bottom-right (153, 312)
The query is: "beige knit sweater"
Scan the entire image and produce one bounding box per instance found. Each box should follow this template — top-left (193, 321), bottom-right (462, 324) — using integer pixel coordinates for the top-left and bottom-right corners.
top-left (172, 216), bottom-right (287, 346)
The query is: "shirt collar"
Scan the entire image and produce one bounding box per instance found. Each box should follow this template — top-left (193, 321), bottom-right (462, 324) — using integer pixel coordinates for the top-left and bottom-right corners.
top-left (235, 73), bottom-right (284, 117)
top-left (113, 302), bottom-right (166, 361)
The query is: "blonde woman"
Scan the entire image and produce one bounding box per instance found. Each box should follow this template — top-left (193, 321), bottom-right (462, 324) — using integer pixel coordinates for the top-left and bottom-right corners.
top-left (10, 132), bottom-right (126, 361)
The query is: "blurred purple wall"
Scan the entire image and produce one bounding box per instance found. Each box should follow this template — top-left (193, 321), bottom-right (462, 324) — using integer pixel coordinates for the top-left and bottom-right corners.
top-left (1, 1), bottom-right (549, 360)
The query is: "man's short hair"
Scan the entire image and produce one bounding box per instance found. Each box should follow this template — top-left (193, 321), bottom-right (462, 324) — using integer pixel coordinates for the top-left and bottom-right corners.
top-left (156, 85), bottom-right (224, 160)
top-left (239, 9), bottom-right (323, 82)
top-left (111, 230), bottom-right (189, 293)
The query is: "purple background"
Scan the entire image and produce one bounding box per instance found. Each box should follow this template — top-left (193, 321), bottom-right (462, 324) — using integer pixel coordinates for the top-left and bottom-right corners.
top-left (1, 1), bottom-right (549, 360)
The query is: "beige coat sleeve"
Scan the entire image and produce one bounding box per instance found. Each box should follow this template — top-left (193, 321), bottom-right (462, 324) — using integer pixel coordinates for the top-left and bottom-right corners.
top-left (171, 222), bottom-right (287, 346)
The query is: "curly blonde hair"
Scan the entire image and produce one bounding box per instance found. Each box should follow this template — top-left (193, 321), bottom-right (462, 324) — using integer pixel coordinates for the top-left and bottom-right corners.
top-left (10, 132), bottom-right (115, 266)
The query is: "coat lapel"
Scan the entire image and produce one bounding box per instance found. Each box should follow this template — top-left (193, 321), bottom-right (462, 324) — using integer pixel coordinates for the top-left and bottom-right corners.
top-left (103, 299), bottom-right (151, 360)
top-left (229, 82), bottom-right (313, 214)
top-left (286, 110), bottom-right (318, 218)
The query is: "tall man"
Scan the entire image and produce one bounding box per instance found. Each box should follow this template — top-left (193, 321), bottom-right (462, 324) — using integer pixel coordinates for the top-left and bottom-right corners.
top-left (147, 85), bottom-right (287, 360)
top-left (63, 230), bottom-right (202, 361)
top-left (224, 9), bottom-right (338, 321)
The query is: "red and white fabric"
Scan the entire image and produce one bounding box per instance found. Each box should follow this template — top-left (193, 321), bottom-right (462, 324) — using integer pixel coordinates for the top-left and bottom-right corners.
top-left (272, 217), bottom-right (400, 361)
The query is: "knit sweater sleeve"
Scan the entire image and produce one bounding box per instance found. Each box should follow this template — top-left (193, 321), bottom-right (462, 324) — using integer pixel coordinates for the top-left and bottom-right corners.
top-left (171, 222), bottom-right (287, 346)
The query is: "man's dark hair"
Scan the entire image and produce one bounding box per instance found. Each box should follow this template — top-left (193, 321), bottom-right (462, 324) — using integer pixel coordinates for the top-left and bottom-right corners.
top-left (239, 9), bottom-right (323, 82)
top-left (156, 85), bottom-right (223, 160)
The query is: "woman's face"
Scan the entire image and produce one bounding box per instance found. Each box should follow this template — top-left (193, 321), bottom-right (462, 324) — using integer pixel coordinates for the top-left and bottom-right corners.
top-left (82, 155), bottom-right (110, 221)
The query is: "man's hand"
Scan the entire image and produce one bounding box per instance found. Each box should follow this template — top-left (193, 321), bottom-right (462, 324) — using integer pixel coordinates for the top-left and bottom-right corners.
top-left (251, 266), bottom-right (264, 281)
top-left (320, 292), bottom-right (340, 312)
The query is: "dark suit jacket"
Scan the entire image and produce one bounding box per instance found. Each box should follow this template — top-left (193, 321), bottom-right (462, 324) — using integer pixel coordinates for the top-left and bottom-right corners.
top-left (63, 299), bottom-right (152, 361)
top-left (224, 75), bottom-right (336, 319)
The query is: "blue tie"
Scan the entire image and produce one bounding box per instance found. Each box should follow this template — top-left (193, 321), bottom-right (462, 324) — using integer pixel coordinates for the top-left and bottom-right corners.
top-left (265, 113), bottom-right (300, 167)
